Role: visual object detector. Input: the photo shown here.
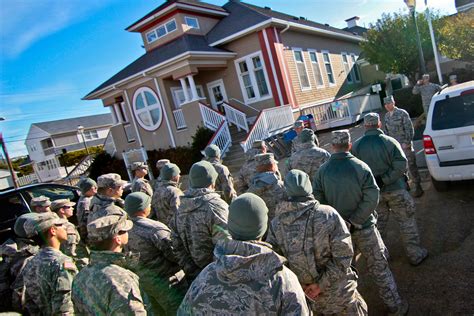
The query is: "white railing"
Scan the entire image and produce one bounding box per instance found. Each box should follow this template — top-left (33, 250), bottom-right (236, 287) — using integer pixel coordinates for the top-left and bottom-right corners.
top-left (17, 174), bottom-right (38, 186)
top-left (241, 105), bottom-right (294, 152)
top-left (199, 103), bottom-right (226, 131)
top-left (301, 99), bottom-right (351, 125)
top-left (173, 109), bottom-right (187, 130)
top-left (207, 121), bottom-right (232, 158)
top-left (222, 102), bottom-right (249, 132)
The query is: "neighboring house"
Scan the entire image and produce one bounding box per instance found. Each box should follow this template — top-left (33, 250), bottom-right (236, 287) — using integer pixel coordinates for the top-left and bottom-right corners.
top-left (84, 0), bottom-right (378, 161)
top-left (455, 0), bottom-right (474, 12)
top-left (25, 114), bottom-right (113, 182)
top-left (0, 169), bottom-right (14, 190)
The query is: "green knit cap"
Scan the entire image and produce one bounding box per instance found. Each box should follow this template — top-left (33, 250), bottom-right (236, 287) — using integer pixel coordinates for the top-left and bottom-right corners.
top-left (203, 144), bottom-right (221, 158)
top-left (300, 128), bottom-right (315, 143)
top-left (228, 193), bottom-right (268, 241)
top-left (124, 192), bottom-right (151, 216)
top-left (160, 163), bottom-right (180, 180)
top-left (189, 161), bottom-right (218, 188)
top-left (285, 169), bottom-right (312, 197)
top-left (77, 178), bottom-right (97, 194)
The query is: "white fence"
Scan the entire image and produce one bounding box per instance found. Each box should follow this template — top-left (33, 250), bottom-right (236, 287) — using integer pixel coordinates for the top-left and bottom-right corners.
top-left (241, 105), bottom-right (294, 152)
top-left (173, 109), bottom-right (187, 130)
top-left (17, 174), bottom-right (38, 186)
top-left (222, 102), bottom-right (249, 132)
top-left (199, 103), bottom-right (226, 131)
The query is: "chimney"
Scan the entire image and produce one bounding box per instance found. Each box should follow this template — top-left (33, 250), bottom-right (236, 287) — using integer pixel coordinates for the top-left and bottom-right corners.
top-left (345, 16), bottom-right (360, 28)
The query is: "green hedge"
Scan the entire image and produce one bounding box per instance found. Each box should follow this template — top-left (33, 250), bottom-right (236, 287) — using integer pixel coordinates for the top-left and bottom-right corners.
top-left (88, 152), bottom-right (129, 181)
top-left (392, 87), bottom-right (423, 118)
top-left (58, 146), bottom-right (104, 167)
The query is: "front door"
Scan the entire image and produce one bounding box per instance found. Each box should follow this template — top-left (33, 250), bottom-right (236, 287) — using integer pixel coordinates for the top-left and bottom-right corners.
top-left (207, 79), bottom-right (228, 112)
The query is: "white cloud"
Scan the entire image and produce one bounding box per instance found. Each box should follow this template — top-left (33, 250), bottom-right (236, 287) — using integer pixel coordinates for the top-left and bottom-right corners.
top-left (0, 82), bottom-right (78, 106)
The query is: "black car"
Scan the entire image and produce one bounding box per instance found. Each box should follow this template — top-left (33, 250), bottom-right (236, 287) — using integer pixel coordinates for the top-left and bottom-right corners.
top-left (0, 183), bottom-right (80, 244)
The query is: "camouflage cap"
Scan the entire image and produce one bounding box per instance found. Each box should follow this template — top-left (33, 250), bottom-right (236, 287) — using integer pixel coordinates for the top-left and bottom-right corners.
top-left (331, 129), bottom-right (351, 145)
top-left (160, 163), bottom-right (180, 180)
top-left (156, 159), bottom-right (170, 170)
top-left (364, 113), bottom-right (380, 126)
top-left (87, 214), bottom-right (133, 242)
top-left (202, 144), bottom-right (221, 158)
top-left (97, 173), bottom-right (127, 189)
top-left (255, 153), bottom-right (276, 166)
top-left (228, 193), bottom-right (268, 241)
top-left (422, 74), bottom-right (430, 79)
top-left (189, 161), bottom-right (218, 188)
top-left (130, 161), bottom-right (148, 171)
top-left (383, 95), bottom-right (395, 105)
top-left (294, 120), bottom-right (304, 128)
top-left (284, 169), bottom-right (312, 198)
top-left (252, 140), bottom-right (266, 149)
top-left (300, 128), bottom-right (315, 143)
top-left (50, 199), bottom-right (76, 212)
top-left (24, 212), bottom-right (68, 236)
top-left (124, 192), bottom-right (151, 216)
top-left (77, 177), bottom-right (97, 194)
top-left (449, 74), bottom-right (457, 80)
top-left (14, 213), bottom-right (40, 238)
top-left (30, 196), bottom-right (51, 208)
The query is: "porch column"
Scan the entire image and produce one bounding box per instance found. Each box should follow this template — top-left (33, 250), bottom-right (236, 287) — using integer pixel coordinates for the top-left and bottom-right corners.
top-left (179, 78), bottom-right (191, 103)
top-left (109, 105), bottom-right (118, 124)
top-left (187, 74), bottom-right (198, 101)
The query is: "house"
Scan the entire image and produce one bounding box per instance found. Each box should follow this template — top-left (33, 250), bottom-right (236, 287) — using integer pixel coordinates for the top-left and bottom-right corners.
top-left (0, 169), bottom-right (14, 190)
top-left (25, 114), bottom-right (113, 182)
top-left (84, 0), bottom-right (382, 166)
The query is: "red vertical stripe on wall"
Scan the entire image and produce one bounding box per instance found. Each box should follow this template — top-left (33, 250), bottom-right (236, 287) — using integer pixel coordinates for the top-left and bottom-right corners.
top-left (258, 30), bottom-right (280, 106)
top-left (265, 28), bottom-right (289, 105)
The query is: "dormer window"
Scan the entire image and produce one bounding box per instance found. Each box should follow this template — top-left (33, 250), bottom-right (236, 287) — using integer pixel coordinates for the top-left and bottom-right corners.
top-left (185, 16), bottom-right (199, 29)
top-left (145, 19), bottom-right (177, 43)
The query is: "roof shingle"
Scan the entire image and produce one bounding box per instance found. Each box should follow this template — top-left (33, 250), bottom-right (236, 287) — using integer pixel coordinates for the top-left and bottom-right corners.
top-left (33, 114), bottom-right (113, 135)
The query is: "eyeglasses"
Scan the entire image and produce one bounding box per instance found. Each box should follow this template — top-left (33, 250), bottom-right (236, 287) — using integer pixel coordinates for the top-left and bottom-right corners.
top-left (118, 230), bottom-right (128, 235)
top-left (54, 223), bottom-right (64, 227)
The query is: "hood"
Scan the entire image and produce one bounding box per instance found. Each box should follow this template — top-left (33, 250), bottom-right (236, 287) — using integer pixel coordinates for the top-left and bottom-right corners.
top-left (180, 188), bottom-right (222, 214)
top-left (276, 200), bottom-right (318, 225)
top-left (252, 172), bottom-right (279, 188)
top-left (92, 194), bottom-right (125, 209)
top-left (214, 239), bottom-right (286, 283)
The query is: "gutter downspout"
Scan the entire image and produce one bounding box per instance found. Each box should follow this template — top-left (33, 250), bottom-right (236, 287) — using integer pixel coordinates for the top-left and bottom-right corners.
top-left (281, 23), bottom-right (290, 34)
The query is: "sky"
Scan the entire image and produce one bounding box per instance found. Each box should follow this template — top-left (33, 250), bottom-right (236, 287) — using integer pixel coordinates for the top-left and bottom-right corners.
top-left (0, 0), bottom-right (456, 157)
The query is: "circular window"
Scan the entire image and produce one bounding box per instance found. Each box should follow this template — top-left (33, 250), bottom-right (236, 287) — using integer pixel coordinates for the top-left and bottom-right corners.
top-left (132, 87), bottom-right (163, 131)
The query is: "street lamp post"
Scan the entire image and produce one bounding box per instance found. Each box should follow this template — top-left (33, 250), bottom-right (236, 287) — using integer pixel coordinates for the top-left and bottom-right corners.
top-left (77, 125), bottom-right (90, 155)
top-left (404, 0), bottom-right (427, 75)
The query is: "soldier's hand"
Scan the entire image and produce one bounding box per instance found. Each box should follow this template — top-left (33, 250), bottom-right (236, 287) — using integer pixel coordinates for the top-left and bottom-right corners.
top-left (303, 283), bottom-right (321, 301)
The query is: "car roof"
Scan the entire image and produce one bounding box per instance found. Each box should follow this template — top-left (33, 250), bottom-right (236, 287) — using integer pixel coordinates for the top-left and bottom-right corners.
top-left (438, 80), bottom-right (474, 96)
top-left (0, 183), bottom-right (78, 195)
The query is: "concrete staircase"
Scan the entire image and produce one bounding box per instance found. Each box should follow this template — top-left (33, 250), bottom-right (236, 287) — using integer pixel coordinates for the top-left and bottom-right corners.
top-left (223, 125), bottom-right (248, 174)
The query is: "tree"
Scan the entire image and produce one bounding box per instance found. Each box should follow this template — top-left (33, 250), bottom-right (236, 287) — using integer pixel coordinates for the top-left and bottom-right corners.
top-left (437, 11), bottom-right (474, 62)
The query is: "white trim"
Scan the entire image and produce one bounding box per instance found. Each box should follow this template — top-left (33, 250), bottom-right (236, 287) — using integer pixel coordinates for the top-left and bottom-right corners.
top-left (153, 77), bottom-right (176, 148)
top-left (171, 85), bottom-right (205, 108)
top-left (207, 79), bottom-right (228, 111)
top-left (307, 49), bottom-right (325, 88)
top-left (146, 18), bottom-right (177, 44)
top-left (274, 27), bottom-right (295, 106)
top-left (131, 87), bottom-right (164, 131)
top-left (292, 48), bottom-right (312, 91)
top-left (123, 90), bottom-right (143, 147)
top-left (298, 96), bottom-right (335, 110)
top-left (262, 29), bottom-right (284, 106)
top-left (184, 16), bottom-right (200, 29)
top-left (321, 50), bottom-right (336, 86)
top-left (341, 52), bottom-right (353, 83)
top-left (179, 78), bottom-right (190, 103)
top-left (350, 53), bottom-right (361, 83)
top-left (187, 74), bottom-right (199, 100)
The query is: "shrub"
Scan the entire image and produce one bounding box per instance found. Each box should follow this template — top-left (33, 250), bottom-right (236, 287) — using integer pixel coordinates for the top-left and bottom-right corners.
top-left (58, 146), bottom-right (104, 167)
top-left (88, 152), bottom-right (128, 181)
top-left (190, 126), bottom-right (214, 161)
top-left (392, 87), bottom-right (423, 117)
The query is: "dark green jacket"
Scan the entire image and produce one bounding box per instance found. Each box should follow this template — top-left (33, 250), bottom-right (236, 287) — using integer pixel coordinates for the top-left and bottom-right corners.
top-left (313, 152), bottom-right (379, 229)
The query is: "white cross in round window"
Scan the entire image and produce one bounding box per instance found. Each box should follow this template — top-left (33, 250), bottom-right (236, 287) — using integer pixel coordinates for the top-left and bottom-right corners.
top-left (132, 87), bottom-right (163, 131)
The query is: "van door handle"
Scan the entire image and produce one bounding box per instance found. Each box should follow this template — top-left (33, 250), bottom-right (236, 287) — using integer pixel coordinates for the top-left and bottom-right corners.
top-left (438, 145), bottom-right (454, 150)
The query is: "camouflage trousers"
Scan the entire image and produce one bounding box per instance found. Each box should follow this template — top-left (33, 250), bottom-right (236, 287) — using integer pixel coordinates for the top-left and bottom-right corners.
top-left (403, 145), bottom-right (421, 184)
top-left (378, 189), bottom-right (427, 264)
top-left (352, 226), bottom-right (402, 311)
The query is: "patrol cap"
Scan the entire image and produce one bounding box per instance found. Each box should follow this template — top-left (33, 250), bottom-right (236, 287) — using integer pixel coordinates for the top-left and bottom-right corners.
top-left (255, 153), bottom-right (276, 166)
top-left (422, 74), bottom-right (430, 79)
top-left (252, 140), bottom-right (266, 149)
top-left (331, 129), bottom-right (351, 145)
top-left (300, 128), bottom-right (315, 143)
top-left (87, 214), bottom-right (133, 242)
top-left (228, 193), bottom-right (268, 241)
top-left (50, 199), bottom-right (76, 212)
top-left (124, 192), bottom-right (151, 216)
top-left (77, 178), bottom-right (97, 194)
top-left (364, 113), bottom-right (380, 126)
top-left (189, 161), bottom-right (218, 188)
top-left (97, 173), bottom-right (127, 189)
top-left (160, 163), bottom-right (180, 180)
top-left (156, 159), bottom-right (170, 170)
top-left (294, 120), bottom-right (304, 128)
top-left (202, 144), bottom-right (221, 158)
top-left (383, 95), bottom-right (395, 105)
top-left (130, 161), bottom-right (148, 171)
top-left (449, 74), bottom-right (457, 81)
top-left (30, 196), bottom-right (51, 208)
top-left (24, 212), bottom-right (68, 236)
top-left (14, 213), bottom-right (40, 238)
top-left (285, 169), bottom-right (312, 198)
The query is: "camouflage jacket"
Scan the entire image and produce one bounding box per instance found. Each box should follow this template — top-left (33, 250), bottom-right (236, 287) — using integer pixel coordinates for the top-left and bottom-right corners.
top-left (248, 172), bottom-right (287, 220)
top-left (288, 142), bottom-right (331, 180)
top-left (60, 221), bottom-right (80, 257)
top-left (236, 149), bottom-right (282, 194)
top-left (88, 194), bottom-right (127, 224)
top-left (23, 247), bottom-right (77, 315)
top-left (76, 195), bottom-right (93, 233)
top-left (72, 250), bottom-right (149, 315)
top-left (206, 158), bottom-right (236, 203)
top-left (169, 188), bottom-right (229, 280)
top-left (412, 82), bottom-right (441, 113)
top-left (383, 107), bottom-right (414, 145)
top-left (125, 216), bottom-right (181, 279)
top-left (131, 177), bottom-right (153, 197)
top-left (151, 180), bottom-right (183, 225)
top-left (178, 239), bottom-right (309, 316)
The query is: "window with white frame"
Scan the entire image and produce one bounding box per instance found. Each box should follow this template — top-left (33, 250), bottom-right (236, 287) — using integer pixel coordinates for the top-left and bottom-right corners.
top-left (132, 87), bottom-right (163, 131)
top-left (235, 52), bottom-right (271, 103)
top-left (293, 49), bottom-right (311, 90)
top-left (322, 51), bottom-right (336, 85)
top-left (171, 86), bottom-right (205, 108)
top-left (308, 50), bottom-right (324, 87)
top-left (145, 19), bottom-right (177, 43)
top-left (341, 53), bottom-right (353, 83)
top-left (185, 16), bottom-right (199, 29)
top-left (350, 54), bottom-right (361, 82)
top-left (83, 130), bottom-right (99, 140)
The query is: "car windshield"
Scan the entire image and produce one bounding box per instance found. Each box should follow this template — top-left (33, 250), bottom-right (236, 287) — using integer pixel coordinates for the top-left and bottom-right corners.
top-left (23, 185), bottom-right (77, 203)
top-left (432, 92), bottom-right (474, 130)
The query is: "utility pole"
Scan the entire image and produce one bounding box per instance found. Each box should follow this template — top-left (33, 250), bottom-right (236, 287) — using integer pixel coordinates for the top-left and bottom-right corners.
top-left (0, 132), bottom-right (19, 188)
top-left (425, 1), bottom-right (443, 84)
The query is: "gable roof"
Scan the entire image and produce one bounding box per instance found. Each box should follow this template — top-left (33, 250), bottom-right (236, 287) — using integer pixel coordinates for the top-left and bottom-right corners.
top-left (32, 114), bottom-right (113, 136)
top-left (84, 34), bottom-right (233, 99)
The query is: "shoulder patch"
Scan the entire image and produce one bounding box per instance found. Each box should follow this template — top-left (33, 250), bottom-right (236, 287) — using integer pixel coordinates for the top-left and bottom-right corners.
top-left (63, 260), bottom-right (76, 271)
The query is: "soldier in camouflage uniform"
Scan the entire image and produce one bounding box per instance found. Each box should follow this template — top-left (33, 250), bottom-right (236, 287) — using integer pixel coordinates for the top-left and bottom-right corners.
top-left (268, 170), bottom-right (367, 315)
top-left (202, 144), bottom-right (237, 203)
top-left (73, 213), bottom-right (150, 314)
top-left (88, 173), bottom-right (128, 224)
top-left (383, 95), bottom-right (423, 197)
top-left (22, 212), bottom-right (77, 315)
top-left (248, 153), bottom-right (286, 221)
top-left (314, 129), bottom-right (408, 315)
top-left (352, 113), bottom-right (428, 267)
top-left (170, 161), bottom-right (229, 283)
top-left (130, 161), bottom-right (153, 197)
top-left (76, 177), bottom-right (97, 240)
top-left (288, 128), bottom-right (330, 181)
top-left (30, 195), bottom-right (51, 213)
top-left (125, 192), bottom-right (185, 315)
top-left (412, 74), bottom-right (441, 115)
top-left (178, 193), bottom-right (309, 316)
top-left (151, 163), bottom-right (183, 225)
top-left (292, 120), bottom-right (320, 154)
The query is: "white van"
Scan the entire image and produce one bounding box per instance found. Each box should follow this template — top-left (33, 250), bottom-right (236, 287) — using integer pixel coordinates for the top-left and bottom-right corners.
top-left (423, 80), bottom-right (474, 191)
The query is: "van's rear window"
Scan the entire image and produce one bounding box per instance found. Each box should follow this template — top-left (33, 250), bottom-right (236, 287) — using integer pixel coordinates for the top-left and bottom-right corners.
top-left (432, 93), bottom-right (474, 130)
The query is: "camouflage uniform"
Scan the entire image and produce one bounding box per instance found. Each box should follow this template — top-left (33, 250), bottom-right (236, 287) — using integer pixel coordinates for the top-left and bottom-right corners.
top-left (23, 247), bottom-right (77, 315)
top-left (72, 250), bottom-right (149, 315)
top-left (178, 239), bottom-right (310, 316)
top-left (151, 180), bottom-right (183, 225)
top-left (169, 187), bottom-right (229, 282)
top-left (126, 216), bottom-right (184, 315)
top-left (205, 157), bottom-right (237, 203)
top-left (288, 142), bottom-right (331, 180)
top-left (412, 82), bottom-right (441, 114)
top-left (131, 177), bottom-right (153, 197)
top-left (248, 172), bottom-right (286, 221)
top-left (292, 132), bottom-right (320, 153)
top-left (237, 148), bottom-right (282, 194)
top-left (268, 199), bottom-right (367, 315)
top-left (352, 127), bottom-right (428, 265)
top-left (76, 195), bottom-right (93, 238)
top-left (88, 194), bottom-right (127, 224)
